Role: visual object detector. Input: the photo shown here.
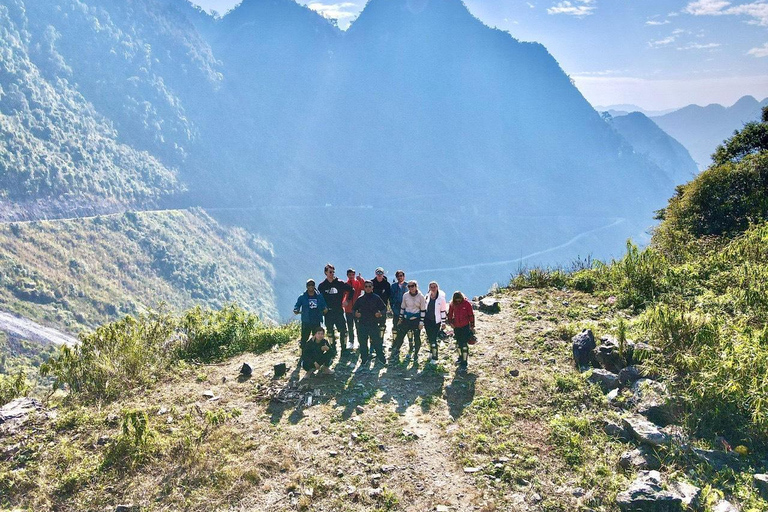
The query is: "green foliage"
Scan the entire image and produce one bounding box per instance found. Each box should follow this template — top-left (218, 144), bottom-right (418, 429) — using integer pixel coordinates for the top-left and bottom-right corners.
top-left (598, 241), bottom-right (669, 311)
top-left (40, 305), bottom-right (296, 401)
top-left (178, 305), bottom-right (297, 362)
top-left (0, 209), bottom-right (279, 330)
top-left (712, 112), bottom-right (768, 166)
top-left (509, 268), bottom-right (568, 290)
top-left (0, 370), bottom-right (30, 405)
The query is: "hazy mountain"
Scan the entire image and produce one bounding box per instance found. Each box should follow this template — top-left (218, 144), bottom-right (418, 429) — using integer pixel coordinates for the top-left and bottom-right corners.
top-left (1, 0), bottom-right (676, 316)
top-left (595, 104), bottom-right (676, 117)
top-left (652, 95), bottom-right (768, 170)
top-left (607, 112), bottom-right (698, 185)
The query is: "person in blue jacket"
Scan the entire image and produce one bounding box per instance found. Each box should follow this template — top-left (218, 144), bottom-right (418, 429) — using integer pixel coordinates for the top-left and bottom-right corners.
top-left (294, 279), bottom-right (328, 352)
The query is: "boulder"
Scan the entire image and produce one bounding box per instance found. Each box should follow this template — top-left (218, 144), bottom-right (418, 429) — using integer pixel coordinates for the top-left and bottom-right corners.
top-left (273, 363), bottom-right (287, 379)
top-left (572, 329), bottom-right (597, 369)
top-left (622, 415), bottom-right (670, 447)
top-left (619, 365), bottom-right (643, 386)
top-left (617, 471), bottom-right (700, 512)
top-left (753, 474), bottom-right (768, 500)
top-left (595, 336), bottom-right (627, 373)
top-left (479, 297), bottom-right (501, 314)
top-left (587, 369), bottom-right (620, 392)
top-left (618, 446), bottom-right (661, 471)
top-left (631, 379), bottom-right (676, 426)
top-left (617, 471), bottom-right (681, 511)
top-left (0, 397), bottom-right (43, 435)
top-left (713, 499), bottom-right (740, 512)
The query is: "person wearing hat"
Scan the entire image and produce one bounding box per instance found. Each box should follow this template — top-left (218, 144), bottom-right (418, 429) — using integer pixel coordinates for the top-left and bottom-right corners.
top-left (344, 268), bottom-right (366, 352)
top-left (294, 279), bottom-right (328, 353)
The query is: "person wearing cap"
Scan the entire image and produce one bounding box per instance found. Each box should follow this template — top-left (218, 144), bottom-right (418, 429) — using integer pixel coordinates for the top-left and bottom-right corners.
top-left (344, 268), bottom-right (365, 352)
top-left (392, 280), bottom-right (426, 361)
top-left (293, 279), bottom-right (328, 353)
top-left (424, 281), bottom-right (447, 364)
top-left (447, 291), bottom-right (475, 373)
top-left (318, 263), bottom-right (355, 358)
top-left (353, 280), bottom-right (388, 368)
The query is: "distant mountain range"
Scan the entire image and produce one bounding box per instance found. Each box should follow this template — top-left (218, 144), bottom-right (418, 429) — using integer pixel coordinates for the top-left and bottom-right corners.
top-left (606, 112), bottom-right (698, 185)
top-left (651, 96), bottom-right (768, 170)
top-left (0, 0), bottom-right (690, 317)
top-left (595, 104), bottom-right (677, 117)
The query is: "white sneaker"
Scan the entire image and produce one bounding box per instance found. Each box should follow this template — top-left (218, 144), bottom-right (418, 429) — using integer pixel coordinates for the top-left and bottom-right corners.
top-left (346, 342), bottom-right (354, 350)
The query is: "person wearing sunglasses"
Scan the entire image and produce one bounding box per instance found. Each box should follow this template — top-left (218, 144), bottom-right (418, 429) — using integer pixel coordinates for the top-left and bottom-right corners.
top-left (353, 280), bottom-right (388, 369)
top-left (318, 264), bottom-right (355, 359)
top-left (392, 280), bottom-right (426, 361)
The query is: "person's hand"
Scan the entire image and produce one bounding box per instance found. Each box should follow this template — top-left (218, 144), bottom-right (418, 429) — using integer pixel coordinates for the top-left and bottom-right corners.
top-left (419, 323), bottom-right (424, 330)
top-left (293, 310), bottom-right (300, 315)
top-left (323, 308), bottom-right (328, 314)
top-left (321, 345), bottom-right (329, 353)
top-left (342, 300), bottom-right (349, 307)
top-left (374, 311), bottom-right (382, 318)
top-left (470, 327), bottom-right (476, 334)
top-left (355, 311), bottom-right (362, 319)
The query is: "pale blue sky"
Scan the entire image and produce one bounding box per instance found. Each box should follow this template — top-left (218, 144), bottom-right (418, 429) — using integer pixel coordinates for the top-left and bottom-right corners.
top-left (190, 0), bottom-right (768, 110)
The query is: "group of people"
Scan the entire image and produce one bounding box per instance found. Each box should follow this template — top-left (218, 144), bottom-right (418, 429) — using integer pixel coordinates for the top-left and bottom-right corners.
top-left (293, 264), bottom-right (475, 376)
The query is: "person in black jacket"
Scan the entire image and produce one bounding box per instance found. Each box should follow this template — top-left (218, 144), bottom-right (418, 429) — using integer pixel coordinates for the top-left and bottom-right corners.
top-left (318, 263), bottom-right (355, 358)
top-left (353, 281), bottom-right (388, 368)
top-left (371, 267), bottom-right (391, 346)
top-left (302, 327), bottom-right (334, 376)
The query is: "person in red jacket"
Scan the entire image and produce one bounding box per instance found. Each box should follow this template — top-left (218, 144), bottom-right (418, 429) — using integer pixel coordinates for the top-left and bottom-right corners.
top-left (344, 268), bottom-right (365, 352)
top-left (447, 291), bottom-right (475, 372)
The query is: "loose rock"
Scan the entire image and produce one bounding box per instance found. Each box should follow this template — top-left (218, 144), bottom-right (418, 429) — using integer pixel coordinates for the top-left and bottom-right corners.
top-left (619, 365), bottom-right (643, 386)
top-left (713, 499), bottom-right (740, 512)
top-left (617, 471), bottom-right (693, 511)
top-left (0, 397), bottom-right (43, 435)
top-left (753, 474), bottom-right (768, 499)
top-left (572, 329), bottom-right (597, 369)
top-left (690, 448), bottom-right (739, 471)
top-left (622, 415), bottom-right (670, 447)
top-left (594, 336), bottom-right (627, 373)
top-left (479, 297), bottom-right (501, 314)
top-left (602, 419), bottom-right (634, 442)
top-left (240, 362), bottom-right (253, 377)
top-left (587, 369), bottom-right (620, 392)
top-left (618, 446), bottom-right (661, 471)
top-left (631, 379), bottom-right (676, 426)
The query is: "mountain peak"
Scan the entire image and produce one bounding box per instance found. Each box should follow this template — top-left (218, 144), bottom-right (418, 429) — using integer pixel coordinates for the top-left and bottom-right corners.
top-left (350, 0), bottom-right (476, 32)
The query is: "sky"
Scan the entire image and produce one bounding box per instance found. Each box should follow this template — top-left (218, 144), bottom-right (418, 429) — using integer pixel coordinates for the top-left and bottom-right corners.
top-left (190, 0), bottom-right (768, 111)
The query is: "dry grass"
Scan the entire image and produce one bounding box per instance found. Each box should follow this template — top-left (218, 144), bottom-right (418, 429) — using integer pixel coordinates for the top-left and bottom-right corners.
top-left (1, 289), bottom-right (637, 511)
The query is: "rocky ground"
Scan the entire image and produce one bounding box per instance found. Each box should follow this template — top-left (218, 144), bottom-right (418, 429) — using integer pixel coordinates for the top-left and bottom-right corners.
top-left (1, 288), bottom-right (764, 511)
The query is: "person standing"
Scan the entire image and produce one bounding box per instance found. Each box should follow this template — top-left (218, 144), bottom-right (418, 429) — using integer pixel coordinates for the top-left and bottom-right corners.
top-left (390, 270), bottom-right (408, 321)
top-left (293, 279), bottom-right (328, 353)
top-left (423, 281), bottom-right (447, 364)
top-left (447, 291), bottom-right (475, 373)
top-left (302, 327), bottom-right (334, 376)
top-left (353, 280), bottom-right (388, 368)
top-left (371, 267), bottom-right (391, 345)
top-left (392, 280), bottom-right (426, 361)
top-left (318, 264), bottom-right (355, 358)
top-left (344, 268), bottom-right (365, 352)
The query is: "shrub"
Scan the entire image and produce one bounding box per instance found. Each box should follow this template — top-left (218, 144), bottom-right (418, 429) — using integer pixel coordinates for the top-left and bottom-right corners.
top-left (41, 305), bottom-right (297, 401)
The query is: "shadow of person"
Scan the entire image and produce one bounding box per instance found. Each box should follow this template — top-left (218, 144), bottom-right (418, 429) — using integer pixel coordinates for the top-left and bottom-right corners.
top-left (445, 372), bottom-right (477, 420)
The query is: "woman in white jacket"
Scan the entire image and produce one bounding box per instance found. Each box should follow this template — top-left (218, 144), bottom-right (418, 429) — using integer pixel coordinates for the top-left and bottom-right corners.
top-left (423, 281), bottom-right (447, 364)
